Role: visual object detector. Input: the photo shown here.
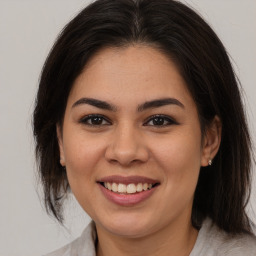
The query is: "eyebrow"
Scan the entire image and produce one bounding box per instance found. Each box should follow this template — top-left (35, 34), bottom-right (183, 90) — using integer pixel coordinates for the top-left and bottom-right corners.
top-left (72, 97), bottom-right (184, 111)
top-left (72, 97), bottom-right (117, 111)
top-left (137, 98), bottom-right (184, 112)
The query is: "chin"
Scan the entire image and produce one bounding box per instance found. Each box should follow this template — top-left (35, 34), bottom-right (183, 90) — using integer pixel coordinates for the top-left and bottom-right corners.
top-left (97, 213), bottom-right (158, 238)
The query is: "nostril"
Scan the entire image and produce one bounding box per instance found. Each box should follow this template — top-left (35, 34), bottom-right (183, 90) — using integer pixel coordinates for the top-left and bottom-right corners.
top-left (104, 134), bottom-right (149, 165)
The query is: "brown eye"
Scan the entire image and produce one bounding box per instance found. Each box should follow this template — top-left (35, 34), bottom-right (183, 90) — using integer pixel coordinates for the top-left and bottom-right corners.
top-left (144, 115), bottom-right (178, 126)
top-left (152, 117), bottom-right (165, 125)
top-left (90, 116), bottom-right (104, 125)
top-left (80, 115), bottom-right (111, 126)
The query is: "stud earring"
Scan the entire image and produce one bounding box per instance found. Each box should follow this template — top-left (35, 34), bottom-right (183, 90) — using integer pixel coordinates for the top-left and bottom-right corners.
top-left (208, 159), bottom-right (212, 166)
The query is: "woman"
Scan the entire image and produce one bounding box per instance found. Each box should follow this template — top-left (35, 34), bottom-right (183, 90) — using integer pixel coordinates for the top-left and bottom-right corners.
top-left (33, 0), bottom-right (256, 255)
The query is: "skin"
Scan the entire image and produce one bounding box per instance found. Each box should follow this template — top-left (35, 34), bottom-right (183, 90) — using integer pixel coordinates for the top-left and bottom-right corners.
top-left (57, 45), bottom-right (221, 256)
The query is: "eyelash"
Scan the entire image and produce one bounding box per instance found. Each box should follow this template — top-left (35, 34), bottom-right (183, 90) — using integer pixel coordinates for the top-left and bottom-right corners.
top-left (79, 114), bottom-right (112, 126)
top-left (79, 114), bottom-right (178, 127)
top-left (144, 114), bottom-right (178, 126)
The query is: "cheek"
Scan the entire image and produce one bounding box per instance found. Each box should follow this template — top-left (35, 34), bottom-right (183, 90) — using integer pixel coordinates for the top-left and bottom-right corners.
top-left (151, 131), bottom-right (202, 217)
top-left (63, 130), bottom-right (105, 181)
top-left (155, 128), bottom-right (201, 164)
top-left (62, 132), bottom-right (106, 210)
top-left (152, 128), bottom-right (202, 189)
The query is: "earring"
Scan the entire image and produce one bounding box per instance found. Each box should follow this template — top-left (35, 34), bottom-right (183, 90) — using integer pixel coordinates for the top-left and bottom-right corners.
top-left (208, 159), bottom-right (212, 166)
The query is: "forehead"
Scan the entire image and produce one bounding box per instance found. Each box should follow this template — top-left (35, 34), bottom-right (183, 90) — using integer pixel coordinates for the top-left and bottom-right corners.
top-left (67, 45), bottom-right (194, 109)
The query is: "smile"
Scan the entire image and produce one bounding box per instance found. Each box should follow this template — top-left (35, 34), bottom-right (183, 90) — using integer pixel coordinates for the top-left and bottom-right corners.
top-left (103, 182), bottom-right (154, 194)
top-left (97, 175), bottom-right (160, 206)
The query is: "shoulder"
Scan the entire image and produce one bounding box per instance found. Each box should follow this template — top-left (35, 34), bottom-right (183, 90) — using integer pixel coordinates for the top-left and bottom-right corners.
top-left (219, 232), bottom-right (256, 255)
top-left (190, 218), bottom-right (256, 256)
top-left (43, 221), bottom-right (97, 256)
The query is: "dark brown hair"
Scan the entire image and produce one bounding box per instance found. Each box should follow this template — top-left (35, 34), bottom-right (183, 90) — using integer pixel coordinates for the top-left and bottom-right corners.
top-left (33, 0), bottom-right (254, 234)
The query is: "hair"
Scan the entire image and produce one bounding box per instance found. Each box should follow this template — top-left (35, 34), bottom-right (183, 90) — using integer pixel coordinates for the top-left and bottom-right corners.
top-left (33, 0), bottom-right (254, 234)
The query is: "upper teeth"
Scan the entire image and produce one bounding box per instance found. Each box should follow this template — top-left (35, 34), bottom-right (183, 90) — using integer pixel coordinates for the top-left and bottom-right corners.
top-left (104, 182), bottom-right (153, 194)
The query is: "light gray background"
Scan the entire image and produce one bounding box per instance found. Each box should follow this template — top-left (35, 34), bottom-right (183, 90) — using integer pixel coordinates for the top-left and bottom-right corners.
top-left (0, 0), bottom-right (255, 255)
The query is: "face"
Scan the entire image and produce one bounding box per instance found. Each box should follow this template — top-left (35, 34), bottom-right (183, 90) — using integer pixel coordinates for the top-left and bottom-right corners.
top-left (58, 45), bottom-right (217, 238)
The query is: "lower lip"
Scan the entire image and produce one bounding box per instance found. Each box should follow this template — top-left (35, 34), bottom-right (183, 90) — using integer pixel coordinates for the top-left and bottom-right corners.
top-left (98, 184), bottom-right (157, 206)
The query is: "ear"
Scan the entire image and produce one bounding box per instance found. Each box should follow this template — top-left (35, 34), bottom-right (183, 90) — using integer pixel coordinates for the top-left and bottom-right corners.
top-left (201, 116), bottom-right (222, 167)
top-left (56, 124), bottom-right (66, 167)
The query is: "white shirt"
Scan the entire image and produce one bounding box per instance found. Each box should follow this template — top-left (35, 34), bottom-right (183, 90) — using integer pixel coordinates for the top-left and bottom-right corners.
top-left (44, 218), bottom-right (256, 256)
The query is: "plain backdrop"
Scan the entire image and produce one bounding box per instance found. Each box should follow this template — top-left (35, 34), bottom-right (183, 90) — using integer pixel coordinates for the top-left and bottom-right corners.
top-left (0, 0), bottom-right (255, 255)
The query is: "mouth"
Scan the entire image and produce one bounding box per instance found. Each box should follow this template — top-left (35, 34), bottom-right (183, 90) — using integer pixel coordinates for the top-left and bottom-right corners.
top-left (97, 175), bottom-right (160, 206)
top-left (99, 182), bottom-right (159, 194)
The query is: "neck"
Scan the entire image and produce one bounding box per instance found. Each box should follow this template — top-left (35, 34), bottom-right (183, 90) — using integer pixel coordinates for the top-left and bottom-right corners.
top-left (96, 216), bottom-right (198, 256)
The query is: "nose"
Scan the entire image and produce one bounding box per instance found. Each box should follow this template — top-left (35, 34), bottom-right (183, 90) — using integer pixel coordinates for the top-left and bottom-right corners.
top-left (105, 124), bottom-right (149, 166)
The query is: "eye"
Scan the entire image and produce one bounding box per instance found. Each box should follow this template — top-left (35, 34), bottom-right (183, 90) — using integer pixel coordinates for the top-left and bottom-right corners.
top-left (144, 115), bottom-right (178, 126)
top-left (79, 114), bottom-right (111, 126)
